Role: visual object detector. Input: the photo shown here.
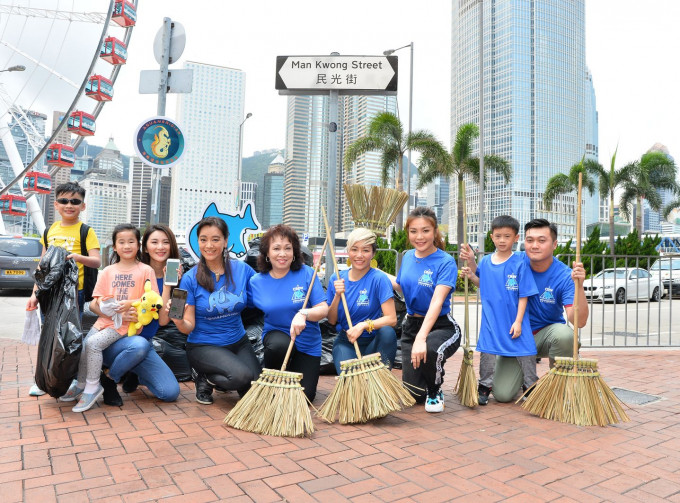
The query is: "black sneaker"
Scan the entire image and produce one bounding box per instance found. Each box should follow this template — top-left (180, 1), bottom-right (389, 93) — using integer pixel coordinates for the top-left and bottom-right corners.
top-left (122, 372), bottom-right (139, 393)
top-left (101, 370), bottom-right (123, 407)
top-left (195, 374), bottom-right (214, 405)
top-left (478, 384), bottom-right (492, 406)
top-left (521, 384), bottom-right (534, 401)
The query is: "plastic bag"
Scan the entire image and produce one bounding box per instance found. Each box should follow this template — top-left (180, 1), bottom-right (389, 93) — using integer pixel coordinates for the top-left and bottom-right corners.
top-left (33, 246), bottom-right (83, 398)
top-left (21, 308), bottom-right (41, 346)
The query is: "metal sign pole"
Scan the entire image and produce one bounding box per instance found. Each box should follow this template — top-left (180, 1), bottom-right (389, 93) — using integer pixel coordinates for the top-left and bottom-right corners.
top-left (326, 89), bottom-right (339, 285)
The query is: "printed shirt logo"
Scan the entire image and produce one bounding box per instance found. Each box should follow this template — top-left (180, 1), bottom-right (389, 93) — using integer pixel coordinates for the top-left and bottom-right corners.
top-left (540, 287), bottom-right (556, 304)
top-left (418, 269), bottom-right (434, 288)
top-left (206, 287), bottom-right (244, 314)
top-left (357, 289), bottom-right (369, 306)
top-left (292, 285), bottom-right (305, 303)
top-left (505, 274), bottom-right (519, 291)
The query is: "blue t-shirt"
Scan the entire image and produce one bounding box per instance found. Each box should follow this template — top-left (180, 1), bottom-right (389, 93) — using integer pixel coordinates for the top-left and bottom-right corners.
top-left (248, 265), bottom-right (326, 357)
top-left (182, 260), bottom-right (255, 346)
top-left (139, 277), bottom-right (164, 340)
top-left (523, 254), bottom-right (575, 332)
top-left (396, 248), bottom-right (458, 316)
top-left (476, 253), bottom-right (538, 356)
top-left (327, 268), bottom-right (394, 338)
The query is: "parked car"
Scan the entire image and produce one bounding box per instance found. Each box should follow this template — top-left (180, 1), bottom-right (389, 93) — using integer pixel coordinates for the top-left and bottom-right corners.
top-left (584, 267), bottom-right (661, 303)
top-left (649, 256), bottom-right (680, 298)
top-left (0, 235), bottom-right (42, 291)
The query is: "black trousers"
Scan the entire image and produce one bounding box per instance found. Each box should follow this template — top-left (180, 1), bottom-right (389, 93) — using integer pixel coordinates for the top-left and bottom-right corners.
top-left (263, 330), bottom-right (320, 402)
top-left (186, 335), bottom-right (262, 394)
top-left (401, 314), bottom-right (461, 403)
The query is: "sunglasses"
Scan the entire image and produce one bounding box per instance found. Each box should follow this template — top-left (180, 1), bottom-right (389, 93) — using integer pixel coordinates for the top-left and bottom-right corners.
top-left (56, 198), bottom-right (83, 206)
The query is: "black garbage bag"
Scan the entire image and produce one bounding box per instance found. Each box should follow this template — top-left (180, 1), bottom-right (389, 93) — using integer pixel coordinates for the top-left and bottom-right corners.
top-left (34, 246), bottom-right (82, 397)
top-left (319, 319), bottom-right (338, 375)
top-left (153, 324), bottom-right (192, 382)
top-left (241, 307), bottom-right (265, 364)
top-left (393, 290), bottom-right (407, 370)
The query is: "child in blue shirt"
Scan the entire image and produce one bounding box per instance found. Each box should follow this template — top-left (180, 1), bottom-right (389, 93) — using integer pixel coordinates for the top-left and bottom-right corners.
top-left (462, 215), bottom-right (538, 405)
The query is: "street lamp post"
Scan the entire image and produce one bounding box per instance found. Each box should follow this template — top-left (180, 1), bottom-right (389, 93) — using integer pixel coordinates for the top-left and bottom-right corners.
top-left (237, 112), bottom-right (252, 210)
top-left (0, 65), bottom-right (26, 73)
top-left (383, 43), bottom-right (413, 215)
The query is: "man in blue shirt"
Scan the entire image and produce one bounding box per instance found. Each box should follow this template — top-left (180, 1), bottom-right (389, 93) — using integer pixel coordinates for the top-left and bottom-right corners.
top-left (461, 218), bottom-right (588, 402)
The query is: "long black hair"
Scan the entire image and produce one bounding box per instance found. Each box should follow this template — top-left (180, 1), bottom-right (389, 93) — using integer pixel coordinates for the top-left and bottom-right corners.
top-left (141, 224), bottom-right (180, 265)
top-left (110, 224), bottom-right (142, 264)
top-left (195, 217), bottom-right (233, 292)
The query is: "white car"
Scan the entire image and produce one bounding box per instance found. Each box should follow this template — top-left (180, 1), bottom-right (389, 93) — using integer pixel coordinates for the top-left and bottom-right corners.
top-left (584, 267), bottom-right (661, 303)
top-left (649, 256), bottom-right (680, 298)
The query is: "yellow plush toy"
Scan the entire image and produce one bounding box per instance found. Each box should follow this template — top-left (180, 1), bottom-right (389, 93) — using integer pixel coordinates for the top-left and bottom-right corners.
top-left (127, 279), bottom-right (164, 336)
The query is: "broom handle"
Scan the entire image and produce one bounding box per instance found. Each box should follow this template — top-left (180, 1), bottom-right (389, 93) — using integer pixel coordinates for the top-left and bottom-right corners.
top-left (573, 171), bottom-right (583, 361)
top-left (321, 207), bottom-right (363, 359)
top-left (281, 238), bottom-right (328, 372)
top-left (462, 180), bottom-right (470, 350)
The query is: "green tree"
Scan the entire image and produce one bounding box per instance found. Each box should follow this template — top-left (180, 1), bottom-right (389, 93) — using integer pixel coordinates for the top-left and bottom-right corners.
top-left (542, 157), bottom-right (602, 213)
top-left (416, 123), bottom-right (511, 247)
top-left (344, 112), bottom-right (447, 230)
top-left (619, 151), bottom-right (678, 236)
top-left (598, 147), bottom-right (629, 255)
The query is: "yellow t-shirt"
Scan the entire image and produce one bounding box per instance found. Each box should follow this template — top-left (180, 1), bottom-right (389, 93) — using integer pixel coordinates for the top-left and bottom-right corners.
top-left (41, 221), bottom-right (100, 290)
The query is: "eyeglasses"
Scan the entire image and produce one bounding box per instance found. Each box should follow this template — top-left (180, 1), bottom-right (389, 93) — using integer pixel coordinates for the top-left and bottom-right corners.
top-left (56, 198), bottom-right (83, 206)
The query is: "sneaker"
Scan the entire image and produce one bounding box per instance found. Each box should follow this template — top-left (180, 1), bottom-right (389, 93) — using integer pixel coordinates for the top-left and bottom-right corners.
top-left (29, 384), bottom-right (46, 397)
top-left (521, 384), bottom-right (534, 402)
top-left (195, 374), bottom-right (213, 405)
top-left (478, 384), bottom-right (492, 406)
top-left (425, 390), bottom-right (445, 413)
top-left (72, 385), bottom-right (104, 413)
top-left (101, 371), bottom-right (123, 407)
top-left (59, 380), bottom-right (84, 402)
top-left (122, 372), bottom-right (139, 393)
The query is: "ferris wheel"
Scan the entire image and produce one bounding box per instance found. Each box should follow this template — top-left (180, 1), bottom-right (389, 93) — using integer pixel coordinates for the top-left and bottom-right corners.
top-left (0, 0), bottom-right (137, 235)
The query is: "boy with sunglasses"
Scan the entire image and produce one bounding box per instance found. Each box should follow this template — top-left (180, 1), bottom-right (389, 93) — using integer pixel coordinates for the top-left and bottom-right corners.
top-left (26, 182), bottom-right (101, 396)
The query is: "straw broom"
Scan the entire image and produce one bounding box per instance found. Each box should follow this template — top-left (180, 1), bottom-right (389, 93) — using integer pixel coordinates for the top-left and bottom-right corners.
top-left (224, 239), bottom-right (328, 437)
top-left (343, 184), bottom-right (408, 236)
top-left (519, 171), bottom-right (629, 426)
top-left (317, 207), bottom-right (415, 424)
top-left (454, 181), bottom-right (478, 407)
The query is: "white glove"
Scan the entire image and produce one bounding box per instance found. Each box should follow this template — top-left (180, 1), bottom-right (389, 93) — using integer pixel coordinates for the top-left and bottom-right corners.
top-left (100, 297), bottom-right (123, 329)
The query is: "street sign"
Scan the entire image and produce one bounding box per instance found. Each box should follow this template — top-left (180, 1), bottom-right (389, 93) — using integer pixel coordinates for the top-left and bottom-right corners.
top-left (133, 116), bottom-right (186, 168)
top-left (139, 69), bottom-right (193, 94)
top-left (153, 21), bottom-right (186, 64)
top-left (275, 55), bottom-right (397, 95)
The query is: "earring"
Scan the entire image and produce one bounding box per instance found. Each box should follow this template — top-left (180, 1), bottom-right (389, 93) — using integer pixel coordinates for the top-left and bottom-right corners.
top-left (266, 256), bottom-right (270, 263)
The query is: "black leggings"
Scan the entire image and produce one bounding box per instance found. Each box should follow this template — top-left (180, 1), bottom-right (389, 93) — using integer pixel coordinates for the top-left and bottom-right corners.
top-left (401, 314), bottom-right (461, 403)
top-left (186, 335), bottom-right (262, 394)
top-left (263, 330), bottom-right (320, 402)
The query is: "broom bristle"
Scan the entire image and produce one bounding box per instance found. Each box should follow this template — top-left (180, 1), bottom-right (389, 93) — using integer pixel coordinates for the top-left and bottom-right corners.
top-left (454, 348), bottom-right (478, 407)
top-left (225, 369), bottom-right (314, 437)
top-left (519, 357), bottom-right (629, 427)
top-left (343, 184), bottom-right (408, 236)
top-left (317, 354), bottom-right (415, 424)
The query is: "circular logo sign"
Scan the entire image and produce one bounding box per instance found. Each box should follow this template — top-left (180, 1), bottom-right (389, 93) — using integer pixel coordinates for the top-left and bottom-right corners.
top-left (134, 116), bottom-right (185, 167)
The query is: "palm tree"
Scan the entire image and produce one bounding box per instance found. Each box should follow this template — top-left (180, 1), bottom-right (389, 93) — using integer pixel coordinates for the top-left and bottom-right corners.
top-left (417, 123), bottom-right (511, 246)
top-left (543, 157), bottom-right (602, 239)
top-left (597, 147), bottom-right (631, 255)
top-left (344, 112), bottom-right (446, 230)
top-left (619, 151), bottom-right (678, 236)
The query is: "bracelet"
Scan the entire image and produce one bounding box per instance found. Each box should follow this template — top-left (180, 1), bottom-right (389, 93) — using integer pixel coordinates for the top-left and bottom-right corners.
top-left (366, 319), bottom-right (374, 334)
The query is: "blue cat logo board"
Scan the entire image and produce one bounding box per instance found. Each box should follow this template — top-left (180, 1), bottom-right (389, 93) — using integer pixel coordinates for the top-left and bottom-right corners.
top-left (186, 202), bottom-right (261, 259)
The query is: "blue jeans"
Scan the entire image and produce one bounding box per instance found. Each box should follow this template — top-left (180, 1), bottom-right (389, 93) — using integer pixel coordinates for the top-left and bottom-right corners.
top-left (102, 336), bottom-right (180, 402)
top-left (332, 326), bottom-right (397, 375)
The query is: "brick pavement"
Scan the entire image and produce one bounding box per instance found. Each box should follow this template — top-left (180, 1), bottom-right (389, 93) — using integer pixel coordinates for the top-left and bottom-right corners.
top-left (1, 338), bottom-right (679, 502)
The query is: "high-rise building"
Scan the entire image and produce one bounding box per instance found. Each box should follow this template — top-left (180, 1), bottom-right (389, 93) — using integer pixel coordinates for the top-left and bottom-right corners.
top-left (584, 69), bottom-right (603, 227)
top-left (170, 61), bottom-right (245, 237)
top-left (79, 172), bottom-right (130, 244)
top-left (643, 143), bottom-right (675, 233)
top-left (283, 94), bottom-right (397, 237)
top-left (450, 0), bottom-right (593, 243)
top-left (262, 154), bottom-right (285, 228)
top-left (92, 137), bottom-right (124, 178)
top-left (129, 157), bottom-right (153, 228)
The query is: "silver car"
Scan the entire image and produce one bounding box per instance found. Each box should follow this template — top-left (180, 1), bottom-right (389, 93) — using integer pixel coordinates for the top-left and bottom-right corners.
top-left (0, 235), bottom-right (42, 291)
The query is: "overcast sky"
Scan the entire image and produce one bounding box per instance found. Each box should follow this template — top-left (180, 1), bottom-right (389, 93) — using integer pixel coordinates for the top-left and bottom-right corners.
top-left (2, 0), bottom-right (679, 171)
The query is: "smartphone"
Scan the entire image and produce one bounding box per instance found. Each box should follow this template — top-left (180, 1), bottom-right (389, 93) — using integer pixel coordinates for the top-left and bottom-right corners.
top-left (168, 288), bottom-right (188, 320)
top-left (165, 258), bottom-right (181, 287)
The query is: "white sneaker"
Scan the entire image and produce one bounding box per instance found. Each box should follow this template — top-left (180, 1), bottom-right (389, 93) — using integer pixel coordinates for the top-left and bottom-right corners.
top-left (72, 385), bottom-right (104, 413)
top-left (425, 390), bottom-right (445, 413)
top-left (29, 384), bottom-right (46, 397)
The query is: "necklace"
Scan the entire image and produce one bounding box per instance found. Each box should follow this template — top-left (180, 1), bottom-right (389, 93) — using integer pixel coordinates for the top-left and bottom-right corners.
top-left (210, 269), bottom-right (224, 282)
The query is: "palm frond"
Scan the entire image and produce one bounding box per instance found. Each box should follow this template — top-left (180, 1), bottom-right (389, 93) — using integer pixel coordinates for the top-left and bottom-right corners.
top-left (452, 123), bottom-right (479, 165)
top-left (663, 198), bottom-right (680, 219)
top-left (543, 173), bottom-right (573, 211)
top-left (344, 136), bottom-right (383, 171)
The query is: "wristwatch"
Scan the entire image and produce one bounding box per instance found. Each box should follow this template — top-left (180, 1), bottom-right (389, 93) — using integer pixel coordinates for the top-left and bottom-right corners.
top-left (298, 308), bottom-right (309, 318)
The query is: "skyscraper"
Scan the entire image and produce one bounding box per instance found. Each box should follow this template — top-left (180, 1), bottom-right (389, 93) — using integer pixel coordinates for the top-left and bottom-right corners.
top-left (283, 94), bottom-right (397, 237)
top-left (262, 154), bottom-right (285, 228)
top-left (451, 0), bottom-right (593, 243)
top-left (169, 61), bottom-right (245, 237)
top-left (129, 157), bottom-right (153, 228)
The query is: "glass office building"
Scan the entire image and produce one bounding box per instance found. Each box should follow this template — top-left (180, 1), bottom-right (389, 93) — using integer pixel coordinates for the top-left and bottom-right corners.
top-left (451, 0), bottom-right (594, 243)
